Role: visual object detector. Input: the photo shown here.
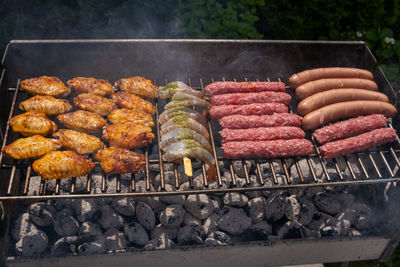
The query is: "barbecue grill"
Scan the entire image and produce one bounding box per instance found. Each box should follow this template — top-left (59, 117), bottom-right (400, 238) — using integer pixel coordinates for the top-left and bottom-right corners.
top-left (1, 39), bottom-right (400, 266)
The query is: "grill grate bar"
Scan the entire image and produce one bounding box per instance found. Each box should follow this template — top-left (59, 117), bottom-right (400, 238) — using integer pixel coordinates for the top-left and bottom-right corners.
top-left (369, 154), bottom-right (382, 178)
top-left (155, 101), bottom-right (165, 190)
top-left (229, 161), bottom-right (237, 186)
top-left (7, 161), bottom-right (17, 195)
top-left (294, 158), bottom-right (305, 182)
top-left (242, 160), bottom-right (250, 185)
top-left (333, 159), bottom-right (344, 180)
top-left (23, 163), bottom-right (32, 195)
top-left (357, 157), bottom-right (369, 179)
top-left (379, 150), bottom-right (394, 177)
top-left (131, 173), bottom-right (136, 192)
top-left (269, 161), bottom-right (278, 184)
top-left (55, 179), bottom-right (60, 195)
top-left (145, 146), bottom-right (151, 191)
top-left (281, 159), bottom-right (292, 184)
top-left (255, 161), bottom-right (265, 185)
top-left (101, 172), bottom-right (106, 192)
top-left (39, 178), bottom-right (45, 195)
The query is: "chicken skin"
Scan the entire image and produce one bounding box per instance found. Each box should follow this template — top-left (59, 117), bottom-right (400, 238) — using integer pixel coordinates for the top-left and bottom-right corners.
top-left (20, 76), bottom-right (70, 97)
top-left (102, 122), bottom-right (155, 149)
top-left (73, 93), bottom-right (116, 116)
top-left (67, 77), bottom-right (114, 96)
top-left (3, 135), bottom-right (61, 159)
top-left (95, 146), bottom-right (146, 174)
top-left (107, 108), bottom-right (154, 127)
top-left (114, 76), bottom-right (158, 99)
top-left (111, 92), bottom-right (156, 115)
top-left (57, 110), bottom-right (107, 133)
top-left (9, 112), bottom-right (57, 136)
top-left (19, 95), bottom-right (72, 115)
top-left (53, 129), bottom-right (104, 154)
top-left (32, 150), bottom-right (95, 179)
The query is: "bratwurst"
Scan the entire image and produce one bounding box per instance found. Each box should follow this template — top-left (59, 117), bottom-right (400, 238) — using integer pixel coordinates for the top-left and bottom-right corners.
top-left (295, 78), bottom-right (378, 100)
top-left (289, 67), bottom-right (373, 88)
top-left (301, 101), bottom-right (397, 130)
top-left (297, 88), bottom-right (389, 116)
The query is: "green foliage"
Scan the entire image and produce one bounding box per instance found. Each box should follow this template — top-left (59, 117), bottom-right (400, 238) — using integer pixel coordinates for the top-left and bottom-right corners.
top-left (173, 0), bottom-right (265, 39)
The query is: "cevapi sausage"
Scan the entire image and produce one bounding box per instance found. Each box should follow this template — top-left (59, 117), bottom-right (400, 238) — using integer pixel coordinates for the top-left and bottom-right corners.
top-left (204, 81), bottom-right (285, 95)
top-left (297, 88), bottom-right (389, 116)
top-left (295, 78), bottom-right (378, 100)
top-left (219, 114), bottom-right (302, 129)
top-left (319, 128), bottom-right (397, 159)
top-left (301, 101), bottom-right (398, 130)
top-left (209, 103), bottom-right (288, 120)
top-left (289, 67), bottom-right (373, 88)
top-left (210, 91), bottom-right (291, 106)
top-left (220, 126), bottom-right (305, 142)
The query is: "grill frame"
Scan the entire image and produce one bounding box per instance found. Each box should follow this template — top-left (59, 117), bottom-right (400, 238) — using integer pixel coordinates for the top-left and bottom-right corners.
top-left (1, 39), bottom-right (400, 265)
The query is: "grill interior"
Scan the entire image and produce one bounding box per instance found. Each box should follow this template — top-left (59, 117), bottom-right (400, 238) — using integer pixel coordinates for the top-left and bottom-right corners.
top-left (0, 72), bottom-right (400, 200)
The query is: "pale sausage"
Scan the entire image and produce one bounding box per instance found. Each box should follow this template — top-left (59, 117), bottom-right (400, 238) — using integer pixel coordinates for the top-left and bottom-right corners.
top-left (297, 88), bottom-right (389, 116)
top-left (289, 67), bottom-right (373, 88)
top-left (301, 101), bottom-right (398, 130)
top-left (295, 78), bottom-right (378, 100)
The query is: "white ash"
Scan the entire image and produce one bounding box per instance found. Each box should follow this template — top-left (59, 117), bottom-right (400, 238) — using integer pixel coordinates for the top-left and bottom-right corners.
top-left (223, 192), bottom-right (248, 208)
top-left (150, 224), bottom-right (179, 240)
top-left (15, 229), bottom-right (48, 257)
top-left (144, 235), bottom-right (176, 250)
top-left (247, 196), bottom-right (266, 223)
top-left (73, 199), bottom-right (99, 222)
top-left (104, 228), bottom-right (128, 251)
top-left (159, 204), bottom-right (185, 228)
top-left (28, 203), bottom-right (55, 227)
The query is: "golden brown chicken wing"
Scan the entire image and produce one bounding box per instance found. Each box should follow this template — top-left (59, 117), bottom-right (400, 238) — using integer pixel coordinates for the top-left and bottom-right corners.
top-left (57, 110), bottom-right (107, 133)
top-left (111, 92), bottom-right (156, 115)
top-left (107, 108), bottom-right (154, 127)
top-left (9, 112), bottom-right (57, 136)
top-left (20, 76), bottom-right (70, 97)
top-left (114, 76), bottom-right (158, 99)
top-left (19, 95), bottom-right (72, 115)
top-left (32, 150), bottom-right (95, 179)
top-left (73, 93), bottom-right (116, 116)
top-left (102, 122), bottom-right (155, 149)
top-left (3, 135), bottom-right (61, 159)
top-left (94, 146), bottom-right (146, 174)
top-left (53, 129), bottom-right (104, 154)
top-left (67, 77), bottom-right (114, 96)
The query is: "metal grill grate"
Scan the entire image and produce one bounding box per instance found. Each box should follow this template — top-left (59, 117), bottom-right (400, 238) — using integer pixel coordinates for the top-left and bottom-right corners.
top-left (1, 77), bottom-right (400, 201)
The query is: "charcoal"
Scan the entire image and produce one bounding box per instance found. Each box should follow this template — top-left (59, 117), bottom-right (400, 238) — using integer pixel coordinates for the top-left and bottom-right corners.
top-left (236, 176), bottom-right (262, 199)
top-left (259, 161), bottom-right (284, 178)
top-left (284, 195), bottom-right (301, 222)
top-left (313, 191), bottom-right (342, 215)
top-left (320, 225), bottom-right (340, 238)
top-left (336, 208), bottom-right (358, 226)
top-left (247, 196), bottom-right (266, 223)
top-left (12, 213), bottom-right (38, 240)
top-left (177, 225), bottom-right (204, 245)
top-left (52, 198), bottom-right (74, 211)
top-left (134, 181), bottom-right (164, 214)
top-left (150, 163), bottom-right (173, 173)
top-left (297, 199), bottom-right (316, 226)
top-left (179, 179), bottom-right (203, 191)
top-left (210, 195), bottom-right (222, 211)
top-left (184, 212), bottom-right (202, 227)
top-left (27, 176), bottom-right (41, 196)
top-left (349, 229), bottom-right (362, 236)
top-left (265, 192), bottom-right (286, 222)
top-left (290, 158), bottom-right (324, 183)
top-left (124, 222), bottom-right (149, 247)
top-left (277, 221), bottom-right (310, 239)
top-left (202, 213), bottom-right (221, 236)
top-left (90, 175), bottom-right (106, 194)
top-left (218, 207), bottom-right (251, 235)
top-left (159, 184), bottom-right (186, 205)
top-left (307, 212), bottom-right (333, 231)
top-left (150, 224), bottom-right (179, 240)
top-left (208, 174), bottom-right (230, 194)
top-left (73, 176), bottom-right (88, 193)
top-left (73, 198), bottom-right (99, 222)
top-left (243, 221), bottom-right (272, 241)
top-left (223, 193), bottom-right (248, 208)
top-left (154, 170), bottom-right (175, 187)
top-left (204, 238), bottom-right (219, 246)
top-left (300, 186), bottom-right (325, 199)
top-left (15, 229), bottom-right (48, 257)
top-left (51, 236), bottom-right (79, 256)
top-left (355, 216), bottom-right (371, 232)
top-left (207, 231), bottom-right (232, 245)
top-left (111, 197), bottom-right (136, 217)
top-left (352, 203), bottom-right (372, 217)
top-left (104, 228), bottom-right (128, 251)
top-left (160, 204), bottom-right (185, 228)
top-left (136, 201), bottom-right (156, 231)
top-left (78, 221), bottom-right (102, 241)
top-left (78, 235), bottom-right (106, 254)
top-left (54, 209), bottom-right (80, 236)
top-left (184, 194), bottom-right (214, 220)
top-left (262, 175), bottom-right (285, 198)
top-left (28, 202), bottom-right (56, 227)
top-left (144, 236), bottom-right (176, 250)
top-left (98, 205), bottom-right (125, 230)
top-left (232, 160), bottom-right (252, 178)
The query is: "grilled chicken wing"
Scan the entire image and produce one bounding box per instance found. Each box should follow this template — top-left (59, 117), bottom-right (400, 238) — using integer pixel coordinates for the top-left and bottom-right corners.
top-left (102, 122), bottom-right (155, 149)
top-left (114, 76), bottom-right (158, 99)
top-left (3, 135), bottom-right (61, 159)
top-left (9, 112), bottom-right (57, 136)
top-left (73, 93), bottom-right (117, 116)
top-left (95, 146), bottom-right (145, 174)
top-left (53, 129), bottom-right (104, 154)
top-left (19, 95), bottom-right (72, 115)
top-left (67, 77), bottom-right (114, 96)
top-left (107, 108), bottom-right (154, 126)
top-left (32, 150), bottom-right (95, 179)
top-left (20, 76), bottom-right (70, 97)
top-left (111, 92), bottom-right (156, 115)
top-left (57, 110), bottom-right (107, 133)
